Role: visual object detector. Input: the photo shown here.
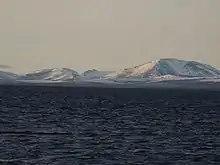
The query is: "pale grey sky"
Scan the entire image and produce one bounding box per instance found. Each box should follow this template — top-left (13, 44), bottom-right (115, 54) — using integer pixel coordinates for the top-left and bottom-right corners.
top-left (0, 0), bottom-right (220, 73)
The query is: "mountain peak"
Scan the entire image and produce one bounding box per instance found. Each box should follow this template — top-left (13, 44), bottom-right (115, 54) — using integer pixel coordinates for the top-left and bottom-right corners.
top-left (82, 69), bottom-right (112, 80)
top-left (106, 59), bottom-right (220, 78)
top-left (24, 68), bottom-right (80, 81)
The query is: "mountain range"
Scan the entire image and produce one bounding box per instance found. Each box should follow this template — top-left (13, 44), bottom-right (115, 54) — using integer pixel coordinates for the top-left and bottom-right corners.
top-left (1, 59), bottom-right (220, 85)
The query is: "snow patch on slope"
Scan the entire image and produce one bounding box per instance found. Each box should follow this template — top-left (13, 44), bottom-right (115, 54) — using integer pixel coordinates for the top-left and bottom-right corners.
top-left (0, 70), bottom-right (18, 80)
top-left (22, 68), bottom-right (80, 81)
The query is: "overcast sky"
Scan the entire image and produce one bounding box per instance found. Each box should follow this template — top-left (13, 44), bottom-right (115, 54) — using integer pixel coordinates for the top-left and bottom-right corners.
top-left (0, 0), bottom-right (220, 73)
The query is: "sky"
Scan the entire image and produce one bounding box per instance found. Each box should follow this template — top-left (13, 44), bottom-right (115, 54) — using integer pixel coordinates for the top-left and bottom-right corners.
top-left (0, 0), bottom-right (220, 73)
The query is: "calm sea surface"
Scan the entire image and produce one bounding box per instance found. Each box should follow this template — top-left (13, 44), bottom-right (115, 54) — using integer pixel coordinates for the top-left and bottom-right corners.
top-left (0, 86), bottom-right (220, 165)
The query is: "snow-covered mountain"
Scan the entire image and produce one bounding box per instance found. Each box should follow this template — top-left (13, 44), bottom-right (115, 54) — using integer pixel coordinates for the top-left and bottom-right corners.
top-left (21, 68), bottom-right (80, 81)
top-left (105, 58), bottom-right (220, 79)
top-left (0, 70), bottom-right (18, 81)
top-left (81, 69), bottom-right (112, 80)
top-left (0, 58), bottom-right (219, 88)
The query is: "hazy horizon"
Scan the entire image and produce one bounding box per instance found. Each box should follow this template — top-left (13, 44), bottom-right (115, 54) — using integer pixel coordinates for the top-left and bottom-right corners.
top-left (0, 0), bottom-right (220, 73)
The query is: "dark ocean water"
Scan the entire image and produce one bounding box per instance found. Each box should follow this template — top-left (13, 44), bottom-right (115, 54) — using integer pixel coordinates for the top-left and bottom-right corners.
top-left (0, 86), bottom-right (220, 165)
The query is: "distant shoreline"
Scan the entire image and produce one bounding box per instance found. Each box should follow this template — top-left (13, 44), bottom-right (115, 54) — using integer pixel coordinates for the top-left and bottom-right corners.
top-left (1, 80), bottom-right (220, 91)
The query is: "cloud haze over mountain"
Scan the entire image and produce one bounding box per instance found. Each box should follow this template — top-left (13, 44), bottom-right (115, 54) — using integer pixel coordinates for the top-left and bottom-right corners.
top-left (0, 65), bottom-right (11, 69)
top-left (0, 0), bottom-right (220, 73)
